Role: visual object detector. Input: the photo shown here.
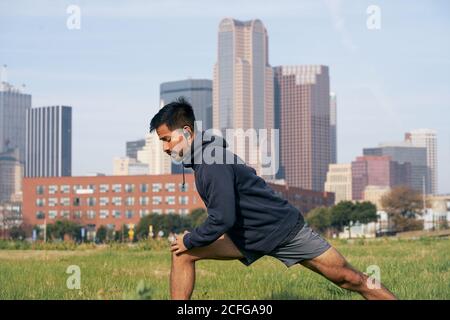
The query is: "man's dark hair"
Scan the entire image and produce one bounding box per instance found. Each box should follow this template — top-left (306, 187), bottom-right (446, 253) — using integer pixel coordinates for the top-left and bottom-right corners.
top-left (149, 96), bottom-right (196, 132)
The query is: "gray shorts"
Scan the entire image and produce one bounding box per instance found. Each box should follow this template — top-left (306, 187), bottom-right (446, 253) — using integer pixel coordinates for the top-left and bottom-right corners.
top-left (238, 223), bottom-right (332, 267)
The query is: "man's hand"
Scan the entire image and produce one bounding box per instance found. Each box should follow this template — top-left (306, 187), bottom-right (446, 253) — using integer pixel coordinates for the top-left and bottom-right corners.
top-left (170, 231), bottom-right (189, 255)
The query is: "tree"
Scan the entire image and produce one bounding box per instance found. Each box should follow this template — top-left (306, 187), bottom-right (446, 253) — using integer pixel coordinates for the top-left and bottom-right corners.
top-left (381, 186), bottom-right (425, 232)
top-left (46, 220), bottom-right (82, 242)
top-left (330, 201), bottom-right (354, 235)
top-left (96, 226), bottom-right (107, 243)
top-left (306, 207), bottom-right (332, 236)
top-left (353, 201), bottom-right (378, 224)
top-left (9, 225), bottom-right (26, 240)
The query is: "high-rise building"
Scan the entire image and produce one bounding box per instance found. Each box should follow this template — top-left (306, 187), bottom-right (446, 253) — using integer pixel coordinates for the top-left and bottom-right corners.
top-left (352, 155), bottom-right (411, 200)
top-left (274, 65), bottom-right (331, 191)
top-left (0, 148), bottom-right (22, 203)
top-left (126, 139), bottom-right (145, 160)
top-left (25, 106), bottom-right (72, 177)
top-left (363, 185), bottom-right (391, 211)
top-left (405, 129), bottom-right (438, 194)
top-left (213, 18), bottom-right (274, 169)
top-left (324, 163), bottom-right (352, 204)
top-left (113, 157), bottom-right (149, 176)
top-left (330, 92), bottom-right (337, 164)
top-left (0, 69), bottom-right (32, 163)
top-left (363, 142), bottom-right (429, 194)
top-left (137, 132), bottom-right (171, 175)
top-left (160, 79), bottom-right (213, 131)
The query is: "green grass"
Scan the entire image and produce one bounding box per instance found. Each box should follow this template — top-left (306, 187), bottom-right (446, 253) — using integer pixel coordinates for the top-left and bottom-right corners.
top-left (0, 238), bottom-right (449, 300)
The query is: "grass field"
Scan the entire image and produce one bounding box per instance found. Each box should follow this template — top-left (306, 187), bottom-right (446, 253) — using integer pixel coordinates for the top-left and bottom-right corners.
top-left (0, 238), bottom-right (449, 300)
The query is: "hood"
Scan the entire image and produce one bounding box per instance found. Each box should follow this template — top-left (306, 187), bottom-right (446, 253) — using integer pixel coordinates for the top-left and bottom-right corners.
top-left (182, 130), bottom-right (228, 169)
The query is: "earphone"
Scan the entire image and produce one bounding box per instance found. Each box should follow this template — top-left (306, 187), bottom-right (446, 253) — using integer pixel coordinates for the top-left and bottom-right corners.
top-left (182, 128), bottom-right (191, 141)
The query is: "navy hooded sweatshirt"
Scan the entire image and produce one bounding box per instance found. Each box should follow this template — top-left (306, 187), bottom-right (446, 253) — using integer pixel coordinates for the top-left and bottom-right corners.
top-left (182, 131), bottom-right (305, 255)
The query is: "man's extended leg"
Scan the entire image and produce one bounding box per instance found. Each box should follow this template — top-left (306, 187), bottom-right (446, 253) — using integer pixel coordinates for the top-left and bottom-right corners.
top-left (170, 233), bottom-right (244, 300)
top-left (300, 247), bottom-right (397, 300)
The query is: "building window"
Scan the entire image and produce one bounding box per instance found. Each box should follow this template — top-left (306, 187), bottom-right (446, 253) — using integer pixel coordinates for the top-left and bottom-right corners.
top-left (73, 211), bottom-right (82, 219)
top-left (179, 209), bottom-right (189, 215)
top-left (49, 185), bottom-right (58, 194)
top-left (125, 210), bottom-right (134, 219)
top-left (125, 197), bottom-right (135, 206)
top-left (153, 209), bottom-right (162, 215)
top-left (139, 196), bottom-right (149, 206)
top-left (165, 183), bottom-right (176, 192)
top-left (140, 184), bottom-right (148, 193)
top-left (49, 210), bottom-right (57, 219)
top-left (179, 196), bottom-right (189, 205)
top-left (100, 210), bottom-right (109, 219)
top-left (112, 184), bottom-right (122, 193)
top-left (125, 184), bottom-right (135, 193)
top-left (100, 184), bottom-right (109, 193)
top-left (87, 197), bottom-right (96, 207)
top-left (112, 210), bottom-right (121, 218)
top-left (139, 209), bottom-right (150, 217)
top-left (86, 210), bottom-right (96, 219)
top-left (179, 183), bottom-right (188, 192)
top-left (36, 198), bottom-right (45, 207)
top-left (61, 185), bottom-right (70, 194)
top-left (166, 209), bottom-right (176, 214)
top-left (61, 210), bottom-right (70, 218)
top-left (87, 184), bottom-right (96, 192)
top-left (152, 196), bottom-right (162, 205)
top-left (165, 196), bottom-right (175, 205)
top-left (36, 186), bottom-right (45, 195)
top-left (48, 198), bottom-right (58, 207)
top-left (36, 211), bottom-right (45, 219)
top-left (112, 197), bottom-right (122, 206)
top-left (99, 197), bottom-right (109, 206)
top-left (152, 183), bottom-right (162, 192)
top-left (60, 198), bottom-right (70, 206)
top-left (73, 185), bottom-right (83, 192)
top-left (73, 197), bottom-right (82, 206)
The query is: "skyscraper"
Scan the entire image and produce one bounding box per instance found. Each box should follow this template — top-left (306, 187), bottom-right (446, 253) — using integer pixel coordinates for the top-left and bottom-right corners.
top-left (405, 129), bottom-right (438, 194)
top-left (137, 132), bottom-right (171, 175)
top-left (274, 65), bottom-right (331, 191)
top-left (160, 79), bottom-right (213, 131)
top-left (213, 18), bottom-right (274, 168)
top-left (351, 155), bottom-right (411, 200)
top-left (25, 106), bottom-right (72, 177)
top-left (126, 138), bottom-right (145, 160)
top-left (0, 148), bottom-right (22, 203)
top-left (330, 92), bottom-right (337, 164)
top-left (0, 69), bottom-right (32, 163)
top-left (324, 163), bottom-right (352, 204)
top-left (363, 143), bottom-right (429, 194)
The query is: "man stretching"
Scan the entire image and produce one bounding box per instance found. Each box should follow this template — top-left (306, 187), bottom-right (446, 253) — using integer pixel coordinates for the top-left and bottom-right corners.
top-left (149, 97), bottom-right (397, 300)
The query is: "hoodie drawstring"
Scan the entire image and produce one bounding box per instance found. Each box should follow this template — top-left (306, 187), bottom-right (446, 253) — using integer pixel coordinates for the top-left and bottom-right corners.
top-left (181, 165), bottom-right (186, 192)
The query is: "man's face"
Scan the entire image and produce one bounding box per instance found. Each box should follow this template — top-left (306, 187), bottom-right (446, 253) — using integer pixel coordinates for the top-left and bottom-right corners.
top-left (156, 124), bottom-right (190, 163)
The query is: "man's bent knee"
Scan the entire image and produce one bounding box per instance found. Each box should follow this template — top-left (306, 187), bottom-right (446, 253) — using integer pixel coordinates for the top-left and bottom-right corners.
top-left (172, 251), bottom-right (199, 264)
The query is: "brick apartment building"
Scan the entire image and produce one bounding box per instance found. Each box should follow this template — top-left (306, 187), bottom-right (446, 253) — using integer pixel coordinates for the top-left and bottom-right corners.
top-left (268, 183), bottom-right (335, 215)
top-left (22, 174), bottom-right (205, 232)
top-left (22, 174), bottom-right (335, 234)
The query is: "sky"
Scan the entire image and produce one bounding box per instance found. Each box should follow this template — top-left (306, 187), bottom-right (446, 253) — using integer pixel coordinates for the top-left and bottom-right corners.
top-left (1, 0), bottom-right (449, 193)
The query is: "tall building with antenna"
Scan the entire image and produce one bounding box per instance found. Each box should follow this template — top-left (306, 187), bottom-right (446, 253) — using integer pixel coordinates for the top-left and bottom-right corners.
top-left (0, 65), bottom-right (32, 163)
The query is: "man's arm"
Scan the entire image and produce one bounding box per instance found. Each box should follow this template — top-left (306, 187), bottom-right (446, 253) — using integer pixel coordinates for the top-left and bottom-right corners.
top-left (182, 164), bottom-right (236, 250)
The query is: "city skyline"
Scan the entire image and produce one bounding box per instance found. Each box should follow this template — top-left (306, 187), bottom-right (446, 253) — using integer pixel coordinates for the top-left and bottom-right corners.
top-left (1, 0), bottom-right (449, 193)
